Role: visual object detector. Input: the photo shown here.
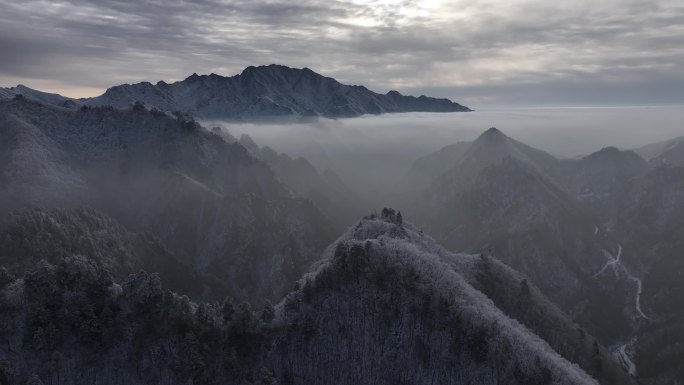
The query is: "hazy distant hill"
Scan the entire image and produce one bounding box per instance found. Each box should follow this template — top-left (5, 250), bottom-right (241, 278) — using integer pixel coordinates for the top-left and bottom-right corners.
top-left (633, 136), bottom-right (684, 165)
top-left (565, 147), bottom-right (649, 221)
top-left (0, 97), bottom-right (335, 304)
top-left (397, 141), bottom-right (472, 194)
top-left (235, 134), bottom-right (367, 230)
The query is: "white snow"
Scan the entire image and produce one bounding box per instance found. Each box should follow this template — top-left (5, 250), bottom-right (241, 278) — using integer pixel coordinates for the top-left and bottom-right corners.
top-left (593, 244), bottom-right (622, 278)
top-left (309, 217), bottom-right (600, 385)
top-left (593, 243), bottom-right (649, 321)
top-left (631, 277), bottom-right (649, 321)
top-left (613, 338), bottom-right (638, 376)
top-left (594, 240), bottom-right (649, 375)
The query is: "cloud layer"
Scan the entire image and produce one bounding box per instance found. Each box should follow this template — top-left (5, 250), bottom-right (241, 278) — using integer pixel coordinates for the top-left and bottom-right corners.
top-left (1, 0), bottom-right (682, 106)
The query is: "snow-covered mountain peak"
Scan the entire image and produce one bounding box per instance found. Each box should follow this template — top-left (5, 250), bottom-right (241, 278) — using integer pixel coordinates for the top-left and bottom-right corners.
top-left (326, 208), bottom-right (463, 265)
top-left (285, 209), bottom-right (610, 385)
top-left (79, 65), bottom-right (471, 119)
top-left (2, 65), bottom-right (472, 119)
top-left (341, 208), bottom-right (411, 241)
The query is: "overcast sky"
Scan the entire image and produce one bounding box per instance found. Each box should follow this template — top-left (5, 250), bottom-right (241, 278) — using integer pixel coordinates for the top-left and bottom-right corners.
top-left (1, 0), bottom-right (682, 106)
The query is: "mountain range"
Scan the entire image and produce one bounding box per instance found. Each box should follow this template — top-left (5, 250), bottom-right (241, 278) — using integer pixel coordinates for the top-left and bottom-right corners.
top-left (394, 126), bottom-right (684, 384)
top-left (0, 65), bottom-right (471, 119)
top-left (1, 73), bottom-right (683, 384)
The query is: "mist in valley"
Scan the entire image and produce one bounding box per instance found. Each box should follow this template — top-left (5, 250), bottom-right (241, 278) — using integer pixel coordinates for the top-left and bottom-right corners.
top-left (207, 105), bottom-right (684, 201)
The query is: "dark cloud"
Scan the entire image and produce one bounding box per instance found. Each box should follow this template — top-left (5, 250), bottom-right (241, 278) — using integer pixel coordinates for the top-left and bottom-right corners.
top-left (0, 0), bottom-right (682, 105)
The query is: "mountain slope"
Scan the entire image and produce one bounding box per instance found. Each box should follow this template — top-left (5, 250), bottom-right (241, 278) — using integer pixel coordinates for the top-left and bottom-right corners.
top-left (82, 64), bottom-right (471, 119)
top-left (650, 140), bottom-right (684, 166)
top-left (0, 207), bottom-right (232, 301)
top-left (397, 141), bottom-right (472, 194)
top-left (0, 212), bottom-right (613, 385)
top-left (637, 225), bottom-right (684, 385)
top-left (616, 165), bottom-right (684, 262)
top-left (633, 136), bottom-right (684, 165)
top-left (405, 130), bottom-right (684, 380)
top-left (233, 134), bottom-right (366, 230)
top-left (419, 159), bottom-right (609, 305)
top-left (0, 86), bottom-right (75, 107)
top-left (625, 166), bottom-right (684, 384)
top-left (565, 147), bottom-right (648, 222)
top-left (410, 129), bottom-right (633, 343)
top-left (471, 253), bottom-right (636, 385)
top-left (0, 97), bottom-right (335, 304)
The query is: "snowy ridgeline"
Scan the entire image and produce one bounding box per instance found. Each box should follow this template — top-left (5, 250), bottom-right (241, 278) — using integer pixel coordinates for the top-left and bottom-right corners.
top-left (0, 210), bottom-right (621, 385)
top-left (0, 64), bottom-right (471, 119)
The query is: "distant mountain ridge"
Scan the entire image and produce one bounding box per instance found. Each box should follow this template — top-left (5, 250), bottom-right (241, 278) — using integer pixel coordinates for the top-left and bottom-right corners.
top-left (0, 65), bottom-right (471, 119)
top-left (634, 136), bottom-right (684, 166)
top-left (0, 85), bottom-right (75, 107)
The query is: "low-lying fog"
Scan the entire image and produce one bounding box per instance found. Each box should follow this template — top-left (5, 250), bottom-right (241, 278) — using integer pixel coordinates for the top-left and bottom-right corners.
top-left (205, 105), bottom-right (683, 196)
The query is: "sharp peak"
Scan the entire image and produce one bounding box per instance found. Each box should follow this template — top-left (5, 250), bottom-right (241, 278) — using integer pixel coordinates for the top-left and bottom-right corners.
top-left (184, 72), bottom-right (204, 81)
top-left (474, 127), bottom-right (509, 142)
